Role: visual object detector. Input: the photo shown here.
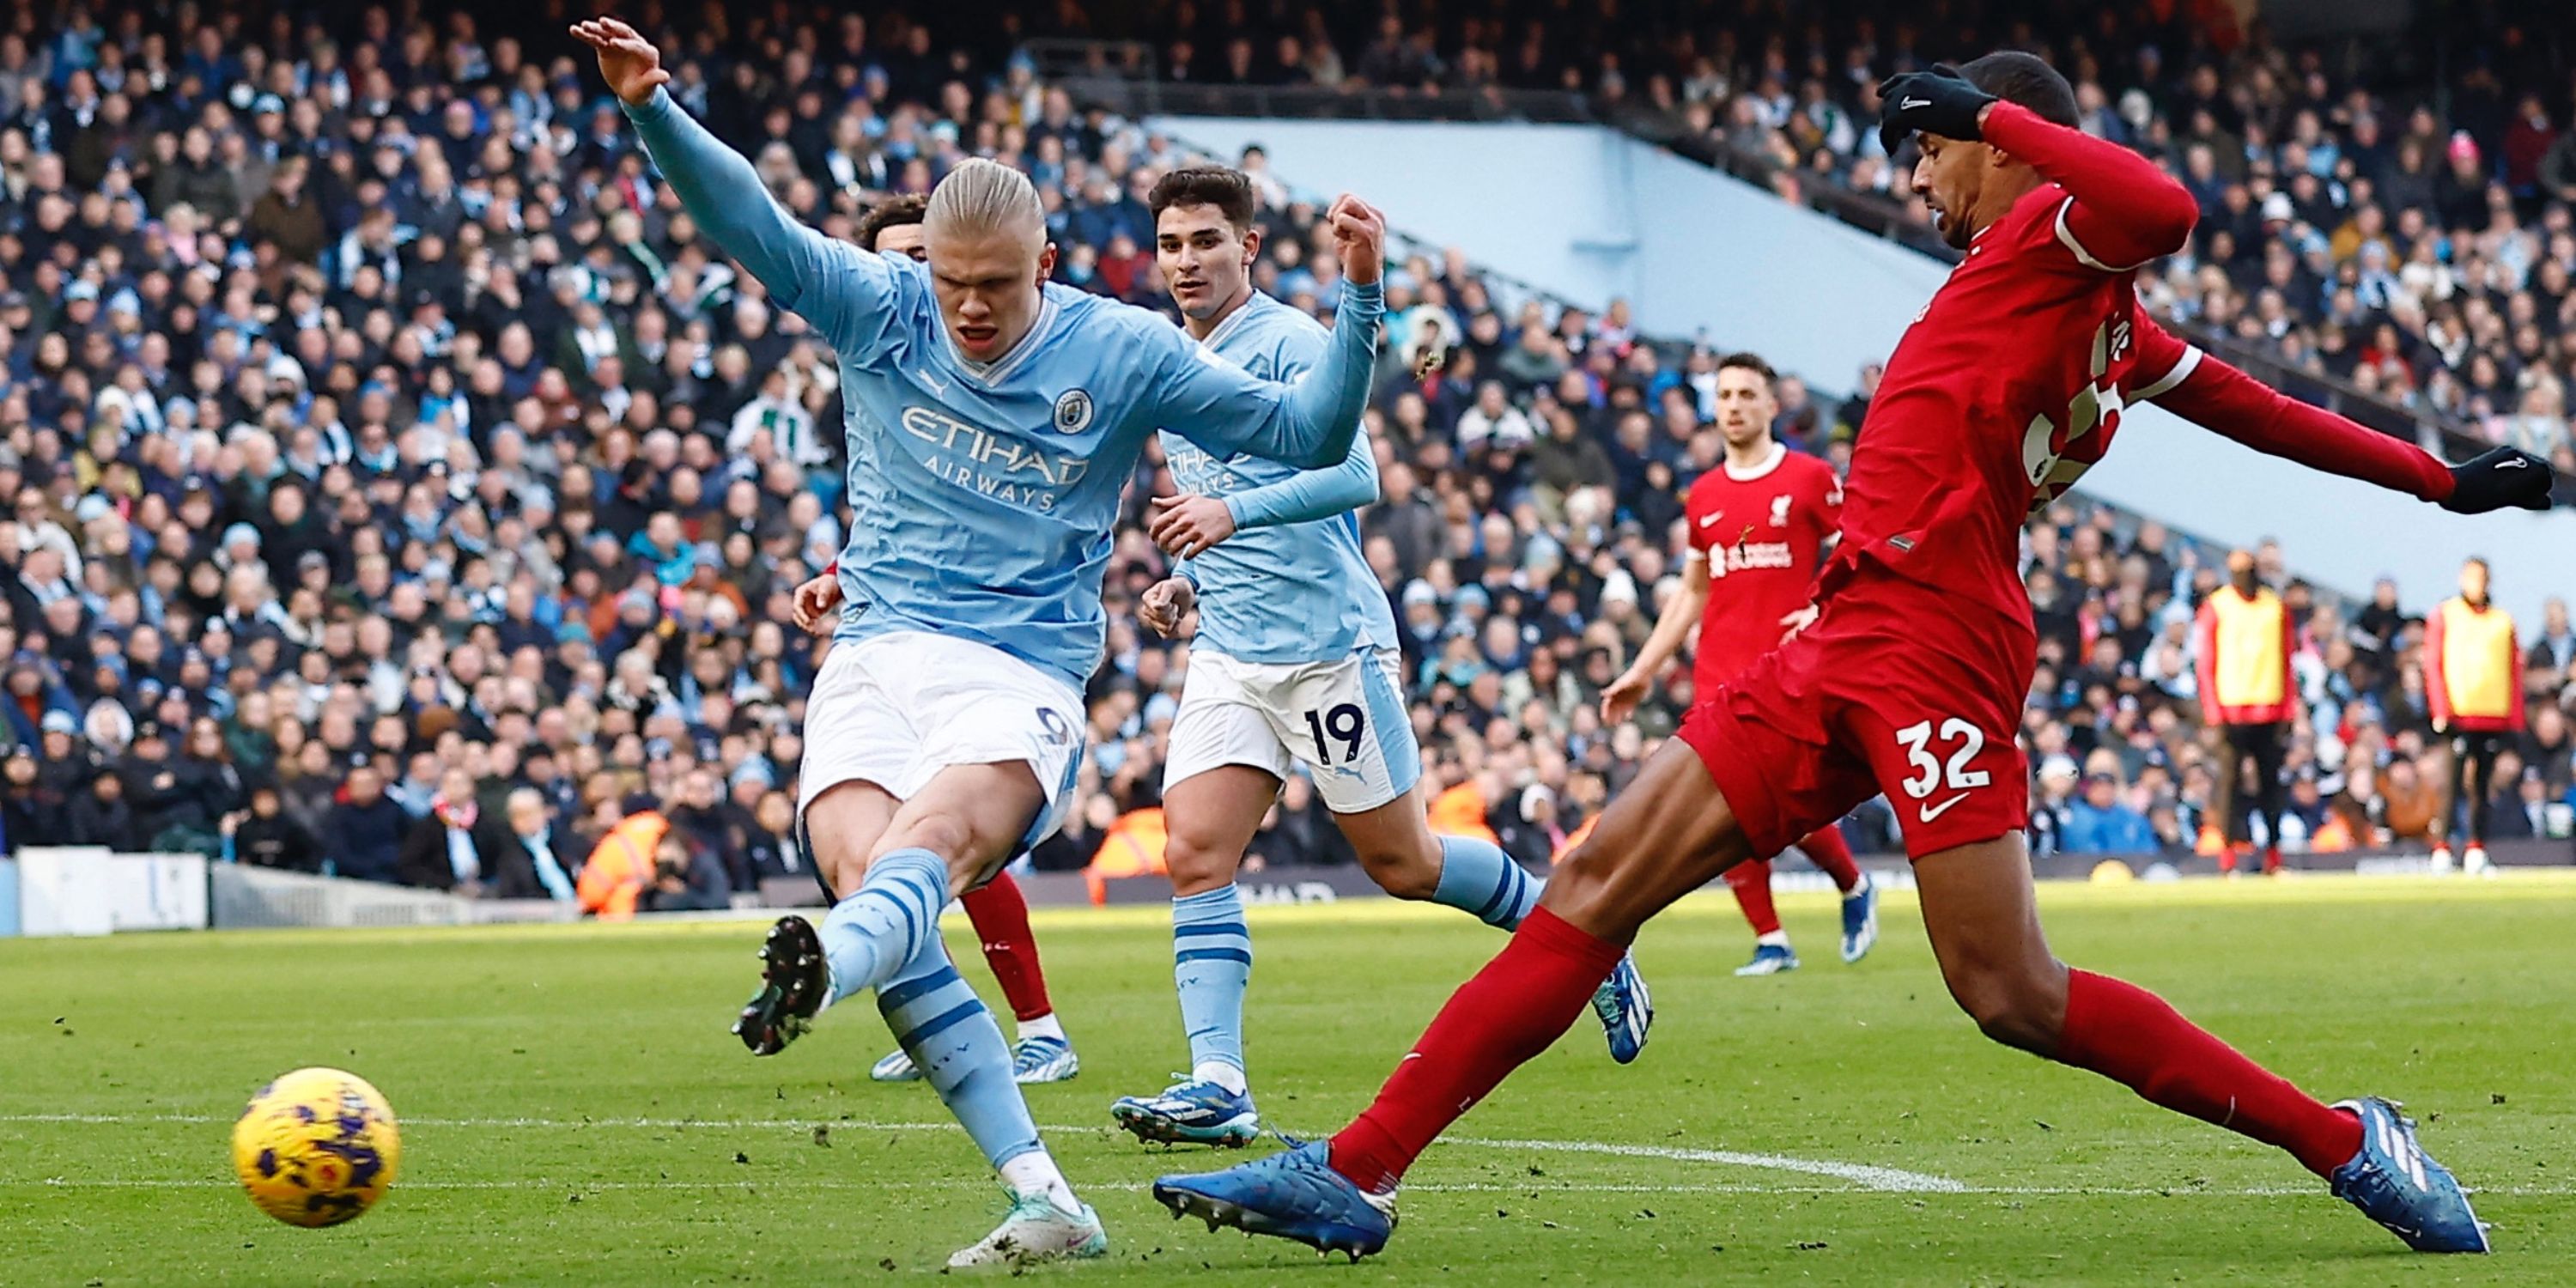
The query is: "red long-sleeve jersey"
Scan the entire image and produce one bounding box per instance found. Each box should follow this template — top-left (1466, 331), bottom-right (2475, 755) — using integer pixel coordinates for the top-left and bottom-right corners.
top-left (1827, 101), bottom-right (2453, 634)
top-left (1683, 444), bottom-right (1841, 692)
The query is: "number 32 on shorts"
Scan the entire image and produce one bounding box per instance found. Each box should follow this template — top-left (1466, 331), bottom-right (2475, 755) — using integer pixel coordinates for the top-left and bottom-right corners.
top-left (1894, 718), bottom-right (1990, 823)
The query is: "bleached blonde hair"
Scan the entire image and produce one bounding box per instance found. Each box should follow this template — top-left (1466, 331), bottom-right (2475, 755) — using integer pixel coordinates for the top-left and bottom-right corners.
top-left (925, 158), bottom-right (1044, 248)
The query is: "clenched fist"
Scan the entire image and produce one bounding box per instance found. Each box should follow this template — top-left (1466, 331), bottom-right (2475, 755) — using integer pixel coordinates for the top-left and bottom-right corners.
top-left (1139, 577), bottom-right (1199, 640)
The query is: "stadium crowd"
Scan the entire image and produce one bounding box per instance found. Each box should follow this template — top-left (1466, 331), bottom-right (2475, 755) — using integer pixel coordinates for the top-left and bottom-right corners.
top-left (1035, 0), bottom-right (2576, 486)
top-left (0, 3), bottom-right (2569, 908)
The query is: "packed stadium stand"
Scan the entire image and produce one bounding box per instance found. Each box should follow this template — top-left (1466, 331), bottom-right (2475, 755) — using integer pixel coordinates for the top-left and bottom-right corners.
top-left (1, 0), bottom-right (2570, 911)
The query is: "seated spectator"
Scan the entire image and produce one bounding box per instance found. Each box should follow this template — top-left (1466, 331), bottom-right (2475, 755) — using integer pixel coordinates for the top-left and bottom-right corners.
top-left (65, 769), bottom-right (138, 852)
top-left (642, 835), bottom-right (735, 913)
top-left (2062, 770), bottom-right (2160, 854)
top-left (2486, 766), bottom-right (2546, 842)
top-left (34, 714), bottom-right (98, 832)
top-left (228, 785), bottom-right (325, 873)
top-left (2281, 769), bottom-right (2334, 848)
top-left (2029, 754), bottom-right (2081, 856)
top-left (744, 789), bottom-right (807, 882)
top-left (665, 767), bottom-right (754, 891)
top-left (2, 749), bottom-right (47, 849)
top-left (2330, 751), bottom-right (2391, 849)
top-left (140, 717), bottom-right (247, 857)
top-left (1492, 783), bottom-right (1565, 870)
top-left (327, 766), bottom-right (410, 885)
top-left (483, 787), bottom-right (583, 903)
top-left (401, 768), bottom-right (495, 893)
top-left (2380, 756), bottom-right (2445, 845)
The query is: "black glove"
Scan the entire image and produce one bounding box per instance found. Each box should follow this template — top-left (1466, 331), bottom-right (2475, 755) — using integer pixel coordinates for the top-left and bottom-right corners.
top-left (2441, 445), bottom-right (2556, 513)
top-left (1877, 64), bottom-right (1998, 155)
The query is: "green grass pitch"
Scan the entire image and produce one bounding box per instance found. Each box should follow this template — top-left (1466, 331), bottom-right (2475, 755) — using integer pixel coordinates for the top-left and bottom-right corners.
top-left (3, 875), bottom-right (2571, 1285)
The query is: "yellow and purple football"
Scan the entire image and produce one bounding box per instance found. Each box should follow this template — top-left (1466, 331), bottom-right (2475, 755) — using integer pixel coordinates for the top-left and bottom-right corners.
top-left (230, 1067), bottom-right (401, 1227)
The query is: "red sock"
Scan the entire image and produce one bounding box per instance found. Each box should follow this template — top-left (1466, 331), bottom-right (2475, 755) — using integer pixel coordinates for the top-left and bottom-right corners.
top-left (2057, 969), bottom-right (2360, 1176)
top-left (1799, 827), bottom-right (1863, 893)
top-left (959, 874), bottom-right (1054, 1024)
top-left (1726, 860), bottom-right (1782, 937)
top-left (1329, 908), bottom-right (1625, 1192)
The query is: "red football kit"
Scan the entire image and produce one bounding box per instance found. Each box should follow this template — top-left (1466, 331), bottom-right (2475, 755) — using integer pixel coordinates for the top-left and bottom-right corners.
top-left (1681, 444), bottom-right (1864, 927)
top-left (1314, 100), bottom-right (2450, 1208)
top-left (1677, 101), bottom-right (2454, 860)
top-left (1682, 443), bottom-right (1842, 695)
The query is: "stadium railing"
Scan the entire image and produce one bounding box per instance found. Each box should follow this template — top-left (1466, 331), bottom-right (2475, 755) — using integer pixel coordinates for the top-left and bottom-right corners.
top-left (1024, 39), bottom-right (1595, 124)
top-left (204, 866), bottom-right (538, 930)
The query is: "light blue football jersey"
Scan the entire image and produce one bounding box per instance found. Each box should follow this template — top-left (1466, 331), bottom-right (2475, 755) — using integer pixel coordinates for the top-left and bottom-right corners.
top-left (625, 91), bottom-right (1381, 691)
top-left (1158, 292), bottom-right (1396, 665)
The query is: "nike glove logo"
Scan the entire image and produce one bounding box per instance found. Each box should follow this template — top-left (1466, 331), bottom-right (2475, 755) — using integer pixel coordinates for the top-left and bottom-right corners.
top-left (1900, 97), bottom-right (1931, 111)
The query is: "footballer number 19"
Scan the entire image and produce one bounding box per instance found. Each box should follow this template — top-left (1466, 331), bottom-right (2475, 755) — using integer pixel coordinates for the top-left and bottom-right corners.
top-left (1304, 703), bottom-right (1367, 766)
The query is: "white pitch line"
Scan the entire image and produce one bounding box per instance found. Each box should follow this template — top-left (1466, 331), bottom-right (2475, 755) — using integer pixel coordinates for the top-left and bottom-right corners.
top-left (1448, 1135), bottom-right (1961, 1193)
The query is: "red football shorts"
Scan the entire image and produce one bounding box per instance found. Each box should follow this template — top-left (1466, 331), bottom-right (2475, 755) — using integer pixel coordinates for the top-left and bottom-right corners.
top-left (1679, 566), bottom-right (2034, 860)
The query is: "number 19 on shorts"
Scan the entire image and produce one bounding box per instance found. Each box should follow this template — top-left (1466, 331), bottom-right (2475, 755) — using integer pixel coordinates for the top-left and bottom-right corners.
top-left (1303, 702), bottom-right (1365, 765)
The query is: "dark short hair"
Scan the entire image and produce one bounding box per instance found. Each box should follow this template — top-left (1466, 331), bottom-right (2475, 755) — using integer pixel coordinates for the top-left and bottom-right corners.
top-left (1715, 351), bottom-right (1778, 392)
top-left (1958, 52), bottom-right (2078, 130)
top-left (854, 194), bottom-right (927, 252)
top-left (1147, 166), bottom-right (1256, 230)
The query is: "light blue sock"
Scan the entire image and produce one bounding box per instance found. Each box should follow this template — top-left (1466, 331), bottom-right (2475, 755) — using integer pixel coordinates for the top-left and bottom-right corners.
top-left (818, 848), bottom-right (949, 1005)
top-left (877, 929), bottom-right (1043, 1170)
top-left (1431, 835), bottom-right (1542, 929)
top-left (1172, 884), bottom-right (1252, 1083)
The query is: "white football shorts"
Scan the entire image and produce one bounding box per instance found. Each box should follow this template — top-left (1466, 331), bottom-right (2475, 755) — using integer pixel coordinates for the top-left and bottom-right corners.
top-left (798, 630), bottom-right (1085, 854)
top-left (1163, 645), bottom-right (1420, 814)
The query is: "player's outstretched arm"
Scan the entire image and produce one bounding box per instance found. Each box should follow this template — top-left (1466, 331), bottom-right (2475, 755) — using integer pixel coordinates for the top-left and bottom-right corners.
top-left (576, 18), bottom-right (896, 355)
top-left (2136, 324), bottom-right (2553, 511)
top-left (1154, 198), bottom-right (1388, 469)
